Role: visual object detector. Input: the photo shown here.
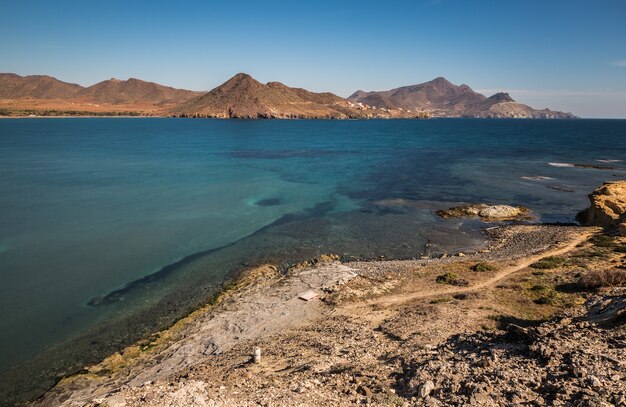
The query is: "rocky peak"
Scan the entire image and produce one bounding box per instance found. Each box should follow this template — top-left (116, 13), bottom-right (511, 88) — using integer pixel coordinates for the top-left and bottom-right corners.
top-left (428, 76), bottom-right (454, 90)
top-left (488, 92), bottom-right (515, 103)
top-left (217, 73), bottom-right (263, 93)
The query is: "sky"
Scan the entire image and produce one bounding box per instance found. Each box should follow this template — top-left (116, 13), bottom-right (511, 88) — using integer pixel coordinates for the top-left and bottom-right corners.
top-left (1, 0), bottom-right (625, 118)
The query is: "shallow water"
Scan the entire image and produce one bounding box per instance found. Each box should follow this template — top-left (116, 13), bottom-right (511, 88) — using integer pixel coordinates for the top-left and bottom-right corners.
top-left (0, 118), bottom-right (625, 403)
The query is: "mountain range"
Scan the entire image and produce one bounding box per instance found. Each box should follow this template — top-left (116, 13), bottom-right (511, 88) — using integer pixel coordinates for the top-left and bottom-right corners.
top-left (349, 77), bottom-right (574, 119)
top-left (169, 73), bottom-right (420, 119)
top-left (0, 72), bottom-right (575, 119)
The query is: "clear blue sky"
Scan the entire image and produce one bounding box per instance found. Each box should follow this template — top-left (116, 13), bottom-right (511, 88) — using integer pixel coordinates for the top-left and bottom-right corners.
top-left (1, 0), bottom-right (625, 117)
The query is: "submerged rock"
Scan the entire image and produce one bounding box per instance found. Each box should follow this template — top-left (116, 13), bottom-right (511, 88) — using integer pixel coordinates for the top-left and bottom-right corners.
top-left (577, 181), bottom-right (626, 235)
top-left (437, 204), bottom-right (531, 221)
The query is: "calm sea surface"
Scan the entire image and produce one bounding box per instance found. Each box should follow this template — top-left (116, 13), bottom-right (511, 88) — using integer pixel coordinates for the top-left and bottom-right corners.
top-left (0, 118), bottom-right (625, 403)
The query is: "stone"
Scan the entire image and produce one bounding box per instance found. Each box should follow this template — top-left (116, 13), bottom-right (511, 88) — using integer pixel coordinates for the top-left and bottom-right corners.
top-left (357, 384), bottom-right (372, 398)
top-left (577, 181), bottom-right (626, 235)
top-left (419, 380), bottom-right (435, 398)
top-left (478, 205), bottom-right (526, 219)
top-left (437, 203), bottom-right (530, 221)
top-left (253, 347), bottom-right (261, 363)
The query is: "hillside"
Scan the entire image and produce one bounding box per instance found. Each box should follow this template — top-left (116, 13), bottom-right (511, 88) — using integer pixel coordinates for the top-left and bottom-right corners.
top-left (0, 72), bottom-right (575, 119)
top-left (0, 73), bottom-right (82, 99)
top-left (169, 73), bottom-right (423, 119)
top-left (0, 74), bottom-right (200, 116)
top-left (349, 77), bottom-right (575, 119)
top-left (75, 78), bottom-right (200, 106)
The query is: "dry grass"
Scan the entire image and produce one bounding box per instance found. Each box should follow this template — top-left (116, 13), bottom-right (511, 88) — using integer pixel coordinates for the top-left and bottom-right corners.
top-left (577, 269), bottom-right (626, 289)
top-left (530, 256), bottom-right (566, 269)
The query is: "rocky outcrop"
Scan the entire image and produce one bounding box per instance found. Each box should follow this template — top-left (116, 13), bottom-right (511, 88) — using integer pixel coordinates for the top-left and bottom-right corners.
top-left (437, 204), bottom-right (531, 221)
top-left (577, 181), bottom-right (626, 235)
top-left (396, 290), bottom-right (626, 406)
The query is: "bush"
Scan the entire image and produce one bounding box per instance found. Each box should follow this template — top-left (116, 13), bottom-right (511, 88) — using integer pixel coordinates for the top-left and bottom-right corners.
top-left (430, 297), bottom-right (453, 304)
top-left (530, 256), bottom-right (566, 269)
top-left (577, 269), bottom-right (626, 289)
top-left (436, 272), bottom-right (468, 286)
top-left (471, 262), bottom-right (497, 272)
top-left (590, 234), bottom-right (618, 248)
top-left (534, 294), bottom-right (558, 305)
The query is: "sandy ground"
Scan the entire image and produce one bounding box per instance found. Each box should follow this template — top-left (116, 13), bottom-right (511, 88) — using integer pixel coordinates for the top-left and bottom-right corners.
top-left (31, 223), bottom-right (626, 406)
top-left (0, 99), bottom-right (168, 116)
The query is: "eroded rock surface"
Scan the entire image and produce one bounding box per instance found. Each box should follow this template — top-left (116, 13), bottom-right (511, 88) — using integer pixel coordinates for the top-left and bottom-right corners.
top-left (396, 290), bottom-right (626, 406)
top-left (437, 204), bottom-right (531, 221)
top-left (577, 181), bottom-right (626, 235)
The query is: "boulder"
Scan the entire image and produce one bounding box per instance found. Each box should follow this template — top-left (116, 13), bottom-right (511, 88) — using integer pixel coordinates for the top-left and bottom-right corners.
top-left (437, 204), bottom-right (530, 221)
top-left (478, 205), bottom-right (525, 219)
top-left (577, 181), bottom-right (626, 235)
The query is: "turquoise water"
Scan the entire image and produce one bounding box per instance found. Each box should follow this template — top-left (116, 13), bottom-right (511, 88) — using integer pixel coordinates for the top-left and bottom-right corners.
top-left (0, 118), bottom-right (625, 403)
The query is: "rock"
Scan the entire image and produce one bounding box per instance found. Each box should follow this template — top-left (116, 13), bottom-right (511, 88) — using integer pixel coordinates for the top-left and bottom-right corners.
top-left (418, 380), bottom-right (435, 398)
top-left (469, 392), bottom-right (495, 405)
top-left (586, 294), bottom-right (626, 325)
top-left (577, 181), bottom-right (626, 235)
top-left (437, 204), bottom-right (530, 221)
top-left (478, 205), bottom-right (526, 219)
top-left (104, 395), bottom-right (127, 407)
top-left (357, 384), bottom-right (372, 398)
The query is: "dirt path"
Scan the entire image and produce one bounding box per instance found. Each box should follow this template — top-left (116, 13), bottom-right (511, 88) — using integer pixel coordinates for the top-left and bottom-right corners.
top-left (352, 230), bottom-right (592, 309)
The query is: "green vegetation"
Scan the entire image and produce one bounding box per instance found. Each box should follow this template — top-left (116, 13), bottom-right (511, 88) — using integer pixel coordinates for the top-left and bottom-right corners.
top-left (0, 108), bottom-right (143, 117)
top-left (531, 270), bottom-right (546, 276)
top-left (530, 283), bottom-right (548, 291)
top-left (590, 234), bottom-right (618, 248)
top-left (530, 256), bottom-right (566, 269)
top-left (470, 262), bottom-right (497, 272)
top-left (533, 292), bottom-right (559, 305)
top-left (436, 272), bottom-right (468, 286)
top-left (430, 297), bottom-right (453, 304)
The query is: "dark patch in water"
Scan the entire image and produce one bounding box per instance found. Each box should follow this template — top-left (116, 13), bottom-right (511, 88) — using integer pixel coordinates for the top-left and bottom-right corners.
top-left (87, 245), bottom-right (229, 307)
top-left (88, 200), bottom-right (337, 307)
top-left (547, 185), bottom-right (576, 193)
top-left (254, 198), bottom-right (282, 207)
top-left (227, 149), bottom-right (354, 159)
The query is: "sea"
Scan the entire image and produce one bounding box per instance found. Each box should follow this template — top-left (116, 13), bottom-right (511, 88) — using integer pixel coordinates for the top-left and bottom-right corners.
top-left (0, 118), bottom-right (625, 404)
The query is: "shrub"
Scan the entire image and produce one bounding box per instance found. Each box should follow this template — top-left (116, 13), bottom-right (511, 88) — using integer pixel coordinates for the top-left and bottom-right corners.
top-left (530, 256), bottom-right (566, 269)
top-left (590, 234), bottom-right (618, 248)
top-left (453, 292), bottom-right (480, 300)
top-left (534, 295), bottom-right (558, 305)
top-left (577, 269), bottom-right (626, 289)
top-left (436, 272), bottom-right (469, 286)
top-left (471, 262), bottom-right (497, 272)
top-left (430, 297), bottom-right (453, 304)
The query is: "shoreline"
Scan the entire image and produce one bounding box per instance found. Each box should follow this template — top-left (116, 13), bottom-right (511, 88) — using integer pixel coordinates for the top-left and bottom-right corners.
top-left (34, 222), bottom-right (615, 406)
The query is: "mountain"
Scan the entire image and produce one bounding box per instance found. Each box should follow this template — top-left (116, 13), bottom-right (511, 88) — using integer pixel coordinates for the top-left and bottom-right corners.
top-left (0, 73), bottom-right (83, 99)
top-left (169, 73), bottom-right (423, 119)
top-left (75, 78), bottom-right (199, 106)
top-left (0, 72), bottom-right (575, 118)
top-left (349, 77), bottom-right (575, 119)
top-left (0, 73), bottom-right (201, 115)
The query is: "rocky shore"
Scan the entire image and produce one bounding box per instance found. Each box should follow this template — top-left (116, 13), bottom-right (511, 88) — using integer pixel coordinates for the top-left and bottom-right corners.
top-left (34, 184), bottom-right (626, 407)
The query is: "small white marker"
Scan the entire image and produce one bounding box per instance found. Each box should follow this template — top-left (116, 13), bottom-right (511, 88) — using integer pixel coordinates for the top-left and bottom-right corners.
top-left (298, 290), bottom-right (319, 301)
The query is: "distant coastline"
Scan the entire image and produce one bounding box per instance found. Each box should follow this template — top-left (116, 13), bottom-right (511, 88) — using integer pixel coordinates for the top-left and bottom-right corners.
top-left (1, 72), bottom-right (576, 119)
